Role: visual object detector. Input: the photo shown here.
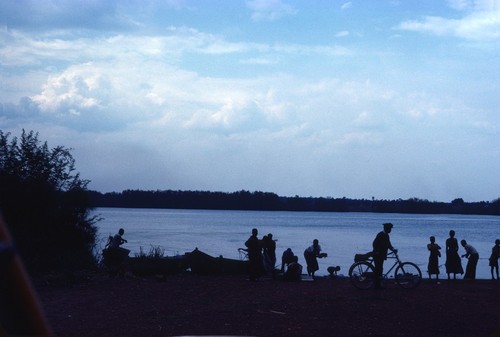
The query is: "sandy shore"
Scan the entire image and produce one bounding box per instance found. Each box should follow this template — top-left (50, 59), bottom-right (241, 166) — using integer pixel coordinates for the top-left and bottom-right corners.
top-left (35, 273), bottom-right (499, 337)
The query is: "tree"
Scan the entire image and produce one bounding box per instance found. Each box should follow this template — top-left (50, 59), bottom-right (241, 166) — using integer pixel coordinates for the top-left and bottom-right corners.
top-left (0, 129), bottom-right (98, 273)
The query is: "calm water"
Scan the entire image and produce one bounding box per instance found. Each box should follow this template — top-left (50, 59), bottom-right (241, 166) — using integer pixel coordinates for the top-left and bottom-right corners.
top-left (93, 208), bottom-right (499, 279)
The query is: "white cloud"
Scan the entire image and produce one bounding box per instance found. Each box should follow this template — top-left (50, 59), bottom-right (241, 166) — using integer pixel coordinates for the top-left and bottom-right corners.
top-left (447, 0), bottom-right (472, 11)
top-left (246, 0), bottom-right (298, 21)
top-left (239, 56), bottom-right (279, 65)
top-left (398, 3), bottom-right (500, 40)
top-left (341, 2), bottom-right (352, 10)
top-left (31, 63), bottom-right (103, 114)
top-left (1, 3), bottom-right (499, 201)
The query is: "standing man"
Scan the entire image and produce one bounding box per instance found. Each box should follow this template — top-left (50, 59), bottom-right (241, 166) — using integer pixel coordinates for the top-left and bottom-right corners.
top-left (461, 239), bottom-right (479, 280)
top-left (372, 223), bottom-right (397, 289)
top-left (245, 228), bottom-right (263, 281)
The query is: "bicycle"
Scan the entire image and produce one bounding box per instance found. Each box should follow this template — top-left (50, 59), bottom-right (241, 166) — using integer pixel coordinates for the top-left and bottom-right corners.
top-left (238, 248), bottom-right (249, 260)
top-left (348, 250), bottom-right (422, 289)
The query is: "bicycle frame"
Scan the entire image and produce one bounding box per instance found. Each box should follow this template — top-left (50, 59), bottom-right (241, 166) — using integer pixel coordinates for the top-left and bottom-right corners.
top-left (349, 250), bottom-right (422, 289)
top-left (380, 252), bottom-right (403, 279)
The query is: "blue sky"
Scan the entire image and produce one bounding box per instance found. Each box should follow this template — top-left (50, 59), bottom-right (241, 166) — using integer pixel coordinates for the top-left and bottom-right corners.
top-left (1, 0), bottom-right (499, 202)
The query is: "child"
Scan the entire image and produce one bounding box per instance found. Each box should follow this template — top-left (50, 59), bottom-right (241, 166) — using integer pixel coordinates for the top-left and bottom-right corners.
top-left (427, 236), bottom-right (441, 279)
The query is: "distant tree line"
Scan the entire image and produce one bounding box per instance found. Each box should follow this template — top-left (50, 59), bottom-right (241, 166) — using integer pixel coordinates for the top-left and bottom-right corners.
top-left (87, 190), bottom-right (500, 215)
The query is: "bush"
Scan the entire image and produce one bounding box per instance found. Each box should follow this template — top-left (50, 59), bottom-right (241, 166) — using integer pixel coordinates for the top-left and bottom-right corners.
top-left (135, 246), bottom-right (166, 259)
top-left (0, 129), bottom-right (98, 273)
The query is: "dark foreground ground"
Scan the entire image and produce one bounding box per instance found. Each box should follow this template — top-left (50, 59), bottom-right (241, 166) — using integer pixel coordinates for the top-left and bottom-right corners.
top-left (35, 273), bottom-right (499, 337)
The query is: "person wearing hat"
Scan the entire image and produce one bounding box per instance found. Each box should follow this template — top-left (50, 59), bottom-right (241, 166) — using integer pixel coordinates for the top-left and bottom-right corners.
top-left (372, 223), bottom-right (397, 288)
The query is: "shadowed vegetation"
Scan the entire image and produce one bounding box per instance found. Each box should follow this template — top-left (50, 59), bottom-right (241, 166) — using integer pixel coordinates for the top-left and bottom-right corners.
top-left (0, 129), bottom-right (98, 274)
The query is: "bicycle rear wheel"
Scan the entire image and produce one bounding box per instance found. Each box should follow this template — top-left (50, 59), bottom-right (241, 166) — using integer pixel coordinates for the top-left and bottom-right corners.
top-left (349, 261), bottom-right (375, 289)
top-left (395, 262), bottom-right (422, 289)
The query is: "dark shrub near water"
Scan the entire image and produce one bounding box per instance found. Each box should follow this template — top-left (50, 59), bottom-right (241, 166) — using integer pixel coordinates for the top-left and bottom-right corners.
top-left (0, 129), bottom-right (98, 274)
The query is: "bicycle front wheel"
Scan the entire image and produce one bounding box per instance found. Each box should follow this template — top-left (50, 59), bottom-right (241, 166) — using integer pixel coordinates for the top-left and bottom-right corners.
top-left (395, 262), bottom-right (422, 289)
top-left (349, 261), bottom-right (375, 290)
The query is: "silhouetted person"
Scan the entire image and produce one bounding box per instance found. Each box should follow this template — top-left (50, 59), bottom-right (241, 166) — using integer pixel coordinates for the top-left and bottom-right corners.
top-left (245, 228), bottom-right (263, 281)
top-left (372, 223), bottom-right (396, 289)
top-left (427, 236), bottom-right (441, 279)
top-left (461, 239), bottom-right (479, 280)
top-left (109, 228), bottom-right (128, 248)
top-left (445, 230), bottom-right (463, 279)
top-left (281, 248), bottom-right (295, 273)
top-left (303, 239), bottom-right (326, 278)
top-left (283, 255), bottom-right (302, 282)
top-left (104, 228), bottom-right (130, 276)
top-left (327, 265), bottom-right (341, 278)
top-left (489, 239), bottom-right (499, 280)
top-left (262, 233), bottom-right (277, 277)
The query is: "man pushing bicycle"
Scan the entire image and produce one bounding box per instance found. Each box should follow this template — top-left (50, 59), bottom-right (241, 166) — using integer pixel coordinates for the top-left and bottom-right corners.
top-left (372, 223), bottom-right (397, 289)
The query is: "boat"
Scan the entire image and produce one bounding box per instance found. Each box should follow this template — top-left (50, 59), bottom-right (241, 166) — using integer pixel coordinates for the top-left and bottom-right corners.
top-left (128, 255), bottom-right (189, 276)
top-left (103, 247), bottom-right (248, 276)
top-left (186, 248), bottom-right (249, 275)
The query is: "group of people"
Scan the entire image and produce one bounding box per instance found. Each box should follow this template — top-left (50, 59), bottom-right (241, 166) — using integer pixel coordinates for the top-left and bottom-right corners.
top-left (244, 228), bottom-right (328, 281)
top-left (427, 230), bottom-right (500, 280)
top-left (245, 224), bottom-right (499, 284)
top-left (107, 225), bottom-right (499, 282)
top-left (244, 223), bottom-right (393, 286)
top-left (244, 228), bottom-right (278, 281)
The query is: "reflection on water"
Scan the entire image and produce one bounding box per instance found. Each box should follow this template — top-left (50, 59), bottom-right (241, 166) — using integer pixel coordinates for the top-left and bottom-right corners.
top-left (93, 208), bottom-right (499, 279)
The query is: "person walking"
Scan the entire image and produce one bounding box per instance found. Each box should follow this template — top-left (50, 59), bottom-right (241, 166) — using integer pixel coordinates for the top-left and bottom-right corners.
top-left (372, 223), bottom-right (397, 289)
top-left (461, 240), bottom-right (479, 280)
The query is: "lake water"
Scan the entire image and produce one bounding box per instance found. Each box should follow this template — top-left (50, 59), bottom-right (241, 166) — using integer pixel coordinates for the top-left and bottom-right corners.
top-left (93, 208), bottom-right (499, 279)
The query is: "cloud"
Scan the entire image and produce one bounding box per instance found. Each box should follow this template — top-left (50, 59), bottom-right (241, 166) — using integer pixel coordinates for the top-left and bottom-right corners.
top-left (1, 2), bottom-right (498, 201)
top-left (246, 0), bottom-right (298, 21)
top-left (239, 57), bottom-right (278, 65)
top-left (341, 2), bottom-right (352, 10)
top-left (397, 3), bottom-right (500, 40)
top-left (447, 0), bottom-right (471, 11)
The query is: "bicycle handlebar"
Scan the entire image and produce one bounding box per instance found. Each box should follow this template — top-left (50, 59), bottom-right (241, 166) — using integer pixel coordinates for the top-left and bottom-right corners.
top-left (386, 249), bottom-right (400, 259)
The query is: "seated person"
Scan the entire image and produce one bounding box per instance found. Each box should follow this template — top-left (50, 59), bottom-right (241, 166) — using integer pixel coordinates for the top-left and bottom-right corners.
top-left (108, 228), bottom-right (128, 249)
top-left (283, 256), bottom-right (302, 281)
top-left (103, 228), bottom-right (130, 273)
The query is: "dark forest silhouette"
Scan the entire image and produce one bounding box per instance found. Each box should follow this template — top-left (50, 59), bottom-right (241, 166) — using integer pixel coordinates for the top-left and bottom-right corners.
top-left (87, 189), bottom-right (499, 215)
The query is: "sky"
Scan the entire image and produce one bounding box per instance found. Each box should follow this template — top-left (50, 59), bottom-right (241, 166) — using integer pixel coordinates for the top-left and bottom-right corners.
top-left (1, 0), bottom-right (499, 202)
